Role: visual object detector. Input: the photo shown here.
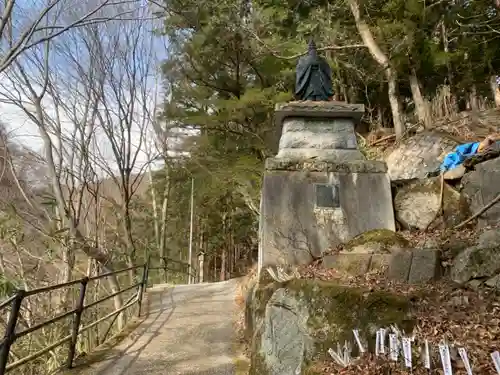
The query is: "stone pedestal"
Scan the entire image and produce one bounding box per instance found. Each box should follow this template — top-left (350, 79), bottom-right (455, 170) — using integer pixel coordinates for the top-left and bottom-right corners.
top-left (275, 101), bottom-right (365, 162)
top-left (258, 101), bottom-right (396, 270)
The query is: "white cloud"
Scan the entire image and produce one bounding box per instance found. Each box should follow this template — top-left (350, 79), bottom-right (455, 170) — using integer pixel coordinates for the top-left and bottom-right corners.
top-left (0, 101), bottom-right (42, 150)
top-left (0, 84), bottom-right (160, 177)
top-left (0, 10), bottom-right (167, 180)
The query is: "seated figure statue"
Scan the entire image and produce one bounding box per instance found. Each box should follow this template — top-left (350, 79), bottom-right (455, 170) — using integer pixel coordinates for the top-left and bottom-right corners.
top-left (294, 39), bottom-right (334, 101)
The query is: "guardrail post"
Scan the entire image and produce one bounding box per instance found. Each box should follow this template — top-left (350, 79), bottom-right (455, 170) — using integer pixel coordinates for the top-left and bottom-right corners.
top-left (0, 290), bottom-right (25, 375)
top-left (67, 277), bottom-right (88, 369)
top-left (137, 257), bottom-right (150, 317)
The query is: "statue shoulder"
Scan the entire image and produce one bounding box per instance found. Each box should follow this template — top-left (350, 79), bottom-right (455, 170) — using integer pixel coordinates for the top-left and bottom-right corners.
top-left (296, 54), bottom-right (311, 70)
top-left (318, 57), bottom-right (332, 73)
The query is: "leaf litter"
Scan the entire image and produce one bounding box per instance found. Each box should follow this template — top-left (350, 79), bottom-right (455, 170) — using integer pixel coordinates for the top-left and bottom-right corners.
top-left (235, 226), bottom-right (500, 374)
top-left (298, 228), bottom-right (500, 374)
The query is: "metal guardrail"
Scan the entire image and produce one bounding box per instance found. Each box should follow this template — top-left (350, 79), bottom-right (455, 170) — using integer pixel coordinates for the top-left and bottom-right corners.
top-left (0, 255), bottom-right (194, 374)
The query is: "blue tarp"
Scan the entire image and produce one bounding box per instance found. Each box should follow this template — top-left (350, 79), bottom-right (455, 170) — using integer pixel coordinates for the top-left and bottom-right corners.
top-left (440, 142), bottom-right (480, 172)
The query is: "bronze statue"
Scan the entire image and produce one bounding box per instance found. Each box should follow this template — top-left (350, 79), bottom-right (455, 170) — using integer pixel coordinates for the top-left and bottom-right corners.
top-left (294, 39), bottom-right (334, 101)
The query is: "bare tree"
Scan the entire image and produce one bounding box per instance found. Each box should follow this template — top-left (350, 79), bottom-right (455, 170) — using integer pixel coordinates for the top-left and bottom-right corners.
top-left (0, 16), bottom-right (138, 328)
top-left (144, 82), bottom-right (171, 277)
top-left (347, 0), bottom-right (406, 139)
top-left (0, 0), bottom-right (145, 74)
top-left (74, 14), bottom-right (160, 272)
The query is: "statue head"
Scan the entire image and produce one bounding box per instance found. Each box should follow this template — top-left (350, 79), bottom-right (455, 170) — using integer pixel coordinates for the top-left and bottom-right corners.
top-left (294, 39), bottom-right (334, 101)
top-left (306, 39), bottom-right (318, 58)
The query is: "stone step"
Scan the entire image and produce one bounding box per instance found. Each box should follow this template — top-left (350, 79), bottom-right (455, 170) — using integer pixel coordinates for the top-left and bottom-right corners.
top-left (322, 249), bottom-right (441, 284)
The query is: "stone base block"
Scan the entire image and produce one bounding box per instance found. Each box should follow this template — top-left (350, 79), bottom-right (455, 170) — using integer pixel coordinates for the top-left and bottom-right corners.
top-left (276, 148), bottom-right (365, 162)
top-left (265, 158), bottom-right (388, 173)
top-left (409, 249), bottom-right (441, 283)
top-left (371, 253), bottom-right (392, 271)
top-left (274, 110), bottom-right (365, 163)
top-left (321, 249), bottom-right (441, 284)
top-left (278, 118), bottom-right (358, 149)
top-left (258, 165), bottom-right (395, 269)
top-left (323, 254), bottom-right (372, 276)
top-left (388, 251), bottom-right (413, 281)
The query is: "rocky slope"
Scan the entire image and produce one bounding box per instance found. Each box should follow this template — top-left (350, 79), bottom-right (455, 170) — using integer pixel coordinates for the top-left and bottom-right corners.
top-left (241, 124), bottom-right (500, 375)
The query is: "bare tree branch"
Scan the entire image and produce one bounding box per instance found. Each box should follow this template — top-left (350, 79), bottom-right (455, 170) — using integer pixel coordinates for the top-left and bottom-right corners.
top-left (0, 0), bottom-right (146, 74)
top-left (245, 27), bottom-right (367, 60)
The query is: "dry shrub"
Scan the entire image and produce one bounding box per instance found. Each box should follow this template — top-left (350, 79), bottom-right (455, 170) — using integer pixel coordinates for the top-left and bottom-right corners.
top-left (233, 263), bottom-right (258, 368)
top-left (430, 85), bottom-right (457, 120)
top-left (235, 263), bottom-right (258, 308)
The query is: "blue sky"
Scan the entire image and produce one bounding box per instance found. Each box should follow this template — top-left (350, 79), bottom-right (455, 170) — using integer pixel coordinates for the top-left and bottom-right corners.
top-left (0, 2), bottom-right (169, 174)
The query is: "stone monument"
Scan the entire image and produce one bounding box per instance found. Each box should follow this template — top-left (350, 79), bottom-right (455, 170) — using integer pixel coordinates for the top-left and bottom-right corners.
top-left (258, 41), bottom-right (396, 271)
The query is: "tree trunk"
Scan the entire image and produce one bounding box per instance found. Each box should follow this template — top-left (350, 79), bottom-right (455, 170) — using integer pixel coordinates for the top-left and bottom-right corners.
top-left (377, 102), bottom-right (383, 126)
top-left (230, 231), bottom-right (235, 275)
top-left (489, 75), bottom-right (500, 107)
top-left (159, 165), bottom-right (170, 264)
top-left (409, 68), bottom-right (431, 128)
top-left (122, 205), bottom-right (136, 281)
top-left (441, 20), bottom-right (452, 86)
top-left (197, 222), bottom-right (204, 282)
top-left (147, 165), bottom-right (169, 282)
top-left (36, 103), bottom-right (125, 328)
top-left (348, 0), bottom-right (405, 139)
top-left (203, 235), bottom-right (208, 280)
top-left (386, 68), bottom-right (405, 139)
top-left (333, 86), bottom-right (341, 101)
top-left (440, 20), bottom-right (458, 114)
top-left (147, 163), bottom-right (160, 249)
top-left (104, 271), bottom-right (126, 329)
top-left (213, 254), bottom-right (217, 282)
top-left (227, 216), bottom-right (232, 278)
top-left (220, 249), bottom-right (226, 281)
top-left (198, 253), bottom-right (204, 283)
top-left (469, 84), bottom-right (479, 111)
top-left (347, 85), bottom-right (358, 104)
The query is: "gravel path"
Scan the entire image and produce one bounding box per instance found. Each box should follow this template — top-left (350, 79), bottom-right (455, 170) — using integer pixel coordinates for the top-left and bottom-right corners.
top-left (82, 279), bottom-right (238, 375)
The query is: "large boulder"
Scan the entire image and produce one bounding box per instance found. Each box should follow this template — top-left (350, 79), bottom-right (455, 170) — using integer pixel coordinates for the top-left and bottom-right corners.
top-left (394, 178), bottom-right (469, 230)
top-left (450, 229), bottom-right (500, 288)
top-left (385, 132), bottom-right (458, 181)
top-left (477, 228), bottom-right (500, 248)
top-left (247, 278), bottom-right (413, 375)
top-left (450, 245), bottom-right (500, 284)
top-left (461, 157), bottom-right (500, 228)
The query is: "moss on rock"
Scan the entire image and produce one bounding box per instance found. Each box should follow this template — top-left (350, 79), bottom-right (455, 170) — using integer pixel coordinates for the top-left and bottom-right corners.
top-left (287, 279), bottom-right (413, 358)
top-left (247, 278), bottom-right (415, 375)
top-left (343, 229), bottom-right (410, 253)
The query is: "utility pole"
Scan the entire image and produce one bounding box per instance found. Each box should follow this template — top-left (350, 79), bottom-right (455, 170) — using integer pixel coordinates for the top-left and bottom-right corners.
top-left (188, 177), bottom-right (194, 284)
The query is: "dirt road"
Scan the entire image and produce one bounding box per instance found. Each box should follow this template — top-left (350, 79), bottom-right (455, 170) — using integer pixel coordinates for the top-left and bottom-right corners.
top-left (77, 280), bottom-right (238, 375)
